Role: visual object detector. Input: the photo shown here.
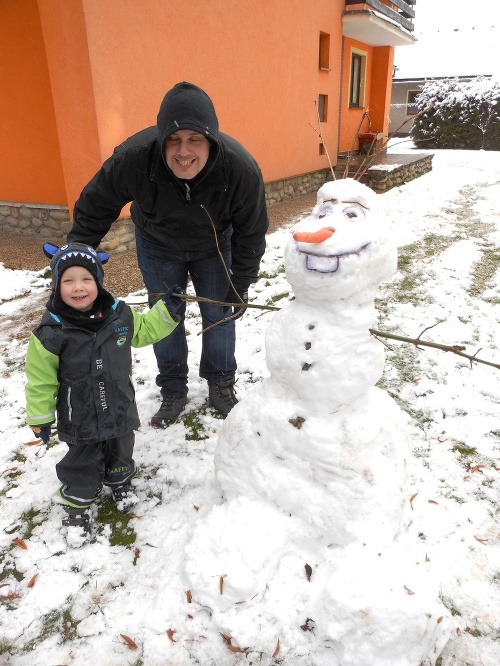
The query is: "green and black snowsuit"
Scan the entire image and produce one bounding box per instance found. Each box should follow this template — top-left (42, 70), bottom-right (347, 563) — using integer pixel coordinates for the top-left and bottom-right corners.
top-left (25, 298), bottom-right (178, 507)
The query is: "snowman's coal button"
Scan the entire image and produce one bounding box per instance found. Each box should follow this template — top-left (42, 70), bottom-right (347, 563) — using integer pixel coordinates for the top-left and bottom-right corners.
top-left (301, 363), bottom-right (312, 371)
top-left (289, 416), bottom-right (305, 429)
top-left (305, 342), bottom-right (311, 350)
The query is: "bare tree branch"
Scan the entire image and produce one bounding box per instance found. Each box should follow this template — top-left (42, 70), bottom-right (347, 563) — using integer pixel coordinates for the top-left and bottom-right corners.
top-left (309, 101), bottom-right (336, 180)
top-left (175, 293), bottom-right (280, 312)
top-left (352, 106), bottom-right (434, 180)
top-left (370, 328), bottom-right (500, 371)
top-left (128, 289), bottom-right (500, 370)
top-left (346, 109), bottom-right (371, 178)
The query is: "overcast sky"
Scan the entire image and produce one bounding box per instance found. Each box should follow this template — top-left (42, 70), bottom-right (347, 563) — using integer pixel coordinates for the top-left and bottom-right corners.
top-left (393, 0), bottom-right (499, 79)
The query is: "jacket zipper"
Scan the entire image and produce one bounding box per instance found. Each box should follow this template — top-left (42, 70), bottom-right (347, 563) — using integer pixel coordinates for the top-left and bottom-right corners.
top-left (67, 387), bottom-right (72, 421)
top-left (185, 183), bottom-right (191, 201)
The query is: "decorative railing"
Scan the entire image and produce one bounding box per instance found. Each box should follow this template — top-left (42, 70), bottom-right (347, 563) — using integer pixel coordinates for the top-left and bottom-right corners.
top-left (344, 0), bottom-right (415, 33)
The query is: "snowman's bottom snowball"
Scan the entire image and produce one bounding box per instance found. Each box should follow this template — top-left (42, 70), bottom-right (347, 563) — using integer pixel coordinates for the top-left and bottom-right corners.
top-left (183, 497), bottom-right (453, 666)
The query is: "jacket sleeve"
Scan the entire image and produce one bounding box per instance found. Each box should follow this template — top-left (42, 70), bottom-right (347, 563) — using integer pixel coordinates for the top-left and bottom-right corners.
top-left (25, 334), bottom-right (59, 427)
top-left (228, 164), bottom-right (269, 285)
top-left (130, 301), bottom-right (179, 348)
top-left (68, 150), bottom-right (135, 248)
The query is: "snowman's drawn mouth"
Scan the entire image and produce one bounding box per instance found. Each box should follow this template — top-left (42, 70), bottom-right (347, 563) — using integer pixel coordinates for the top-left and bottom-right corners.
top-left (300, 243), bottom-right (371, 273)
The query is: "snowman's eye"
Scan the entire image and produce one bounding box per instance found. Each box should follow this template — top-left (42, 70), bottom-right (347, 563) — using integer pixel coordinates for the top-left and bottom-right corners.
top-left (317, 203), bottom-right (334, 219)
top-left (343, 205), bottom-right (365, 221)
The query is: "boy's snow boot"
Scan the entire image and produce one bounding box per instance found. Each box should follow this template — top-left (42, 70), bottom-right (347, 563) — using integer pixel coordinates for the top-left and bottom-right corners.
top-left (208, 380), bottom-right (238, 417)
top-left (62, 507), bottom-right (92, 548)
top-left (112, 483), bottom-right (139, 512)
top-left (150, 395), bottom-right (187, 428)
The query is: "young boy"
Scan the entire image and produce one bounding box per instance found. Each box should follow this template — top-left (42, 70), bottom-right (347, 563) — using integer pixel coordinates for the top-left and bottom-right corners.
top-left (25, 242), bottom-right (182, 546)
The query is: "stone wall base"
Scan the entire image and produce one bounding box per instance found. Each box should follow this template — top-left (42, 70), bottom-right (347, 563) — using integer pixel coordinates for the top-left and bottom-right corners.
top-left (0, 168), bottom-right (333, 253)
top-left (366, 154), bottom-right (434, 193)
top-left (334, 153), bottom-right (434, 193)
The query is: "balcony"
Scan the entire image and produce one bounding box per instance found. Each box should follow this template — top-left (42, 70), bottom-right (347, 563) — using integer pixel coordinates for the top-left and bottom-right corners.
top-left (343, 0), bottom-right (416, 47)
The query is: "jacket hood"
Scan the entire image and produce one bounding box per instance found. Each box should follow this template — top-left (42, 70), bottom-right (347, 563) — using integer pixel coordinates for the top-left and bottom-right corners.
top-left (157, 82), bottom-right (220, 152)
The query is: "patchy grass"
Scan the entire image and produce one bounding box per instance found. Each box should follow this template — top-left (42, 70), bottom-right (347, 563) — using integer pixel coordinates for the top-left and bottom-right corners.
top-left (182, 406), bottom-right (212, 441)
top-left (468, 242), bottom-right (500, 299)
top-left (17, 606), bottom-right (80, 654)
top-left (95, 496), bottom-right (137, 548)
top-left (266, 291), bottom-right (292, 307)
top-left (18, 507), bottom-right (43, 540)
top-left (258, 265), bottom-right (285, 281)
top-left (0, 640), bottom-right (14, 657)
top-left (452, 442), bottom-right (478, 459)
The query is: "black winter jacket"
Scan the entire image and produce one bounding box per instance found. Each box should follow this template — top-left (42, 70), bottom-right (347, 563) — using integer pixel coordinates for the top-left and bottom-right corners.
top-left (69, 129), bottom-right (269, 284)
top-left (25, 299), bottom-right (177, 444)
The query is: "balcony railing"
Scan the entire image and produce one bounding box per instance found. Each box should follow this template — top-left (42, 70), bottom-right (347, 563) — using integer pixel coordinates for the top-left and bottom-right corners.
top-left (344, 0), bottom-right (415, 34)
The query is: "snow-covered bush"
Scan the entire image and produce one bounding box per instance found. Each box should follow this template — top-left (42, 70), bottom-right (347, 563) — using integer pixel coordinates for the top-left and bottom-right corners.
top-left (411, 77), bottom-right (500, 150)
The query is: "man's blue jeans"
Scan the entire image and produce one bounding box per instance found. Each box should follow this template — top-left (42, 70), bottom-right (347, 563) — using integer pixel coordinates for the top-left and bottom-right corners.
top-left (135, 229), bottom-right (236, 398)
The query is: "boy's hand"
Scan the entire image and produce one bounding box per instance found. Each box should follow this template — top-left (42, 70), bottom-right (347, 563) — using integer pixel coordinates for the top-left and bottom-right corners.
top-left (31, 425), bottom-right (52, 444)
top-left (163, 285), bottom-right (185, 313)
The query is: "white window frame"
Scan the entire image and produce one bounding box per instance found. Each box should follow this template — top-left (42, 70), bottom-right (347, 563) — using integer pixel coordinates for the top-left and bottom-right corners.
top-left (406, 89), bottom-right (420, 116)
top-left (349, 48), bottom-right (367, 108)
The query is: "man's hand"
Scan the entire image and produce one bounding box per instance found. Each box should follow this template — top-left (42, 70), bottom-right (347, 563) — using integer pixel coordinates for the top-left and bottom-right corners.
top-left (31, 425), bottom-right (52, 444)
top-left (224, 280), bottom-right (249, 320)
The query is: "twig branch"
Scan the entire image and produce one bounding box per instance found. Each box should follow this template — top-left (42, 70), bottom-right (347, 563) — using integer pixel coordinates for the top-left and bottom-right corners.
top-left (370, 328), bottom-right (500, 371)
top-left (175, 292), bottom-right (280, 311)
top-left (345, 109), bottom-right (371, 178)
top-left (352, 106), bottom-right (434, 180)
top-left (310, 101), bottom-right (336, 180)
top-left (126, 293), bottom-right (280, 312)
top-left (177, 292), bottom-right (280, 336)
top-left (128, 288), bottom-right (500, 370)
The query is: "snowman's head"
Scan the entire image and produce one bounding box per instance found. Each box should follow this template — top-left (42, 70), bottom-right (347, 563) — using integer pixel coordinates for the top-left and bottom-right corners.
top-left (285, 179), bottom-right (397, 303)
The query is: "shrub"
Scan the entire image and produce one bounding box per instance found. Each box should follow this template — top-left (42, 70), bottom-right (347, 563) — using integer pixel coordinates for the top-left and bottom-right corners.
top-left (411, 77), bottom-right (500, 150)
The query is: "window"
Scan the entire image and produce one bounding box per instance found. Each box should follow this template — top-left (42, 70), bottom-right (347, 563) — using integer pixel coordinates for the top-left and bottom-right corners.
top-left (406, 90), bottom-right (420, 116)
top-left (349, 50), bottom-right (367, 108)
top-left (318, 94), bottom-right (328, 122)
top-left (319, 32), bottom-right (330, 70)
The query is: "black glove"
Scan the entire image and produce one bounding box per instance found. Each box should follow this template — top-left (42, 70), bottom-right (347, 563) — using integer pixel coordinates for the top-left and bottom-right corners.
top-left (224, 279), bottom-right (250, 320)
top-left (162, 285), bottom-right (185, 317)
top-left (31, 424), bottom-right (52, 444)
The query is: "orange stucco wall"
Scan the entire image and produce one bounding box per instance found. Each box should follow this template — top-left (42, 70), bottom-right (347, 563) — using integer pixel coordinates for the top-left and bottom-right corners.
top-left (37, 0), bottom-right (104, 210)
top-left (370, 46), bottom-right (394, 135)
top-left (0, 0), bottom-right (66, 204)
top-left (37, 0), bottom-right (347, 212)
top-left (2, 0), bottom-right (395, 213)
top-left (339, 38), bottom-right (394, 153)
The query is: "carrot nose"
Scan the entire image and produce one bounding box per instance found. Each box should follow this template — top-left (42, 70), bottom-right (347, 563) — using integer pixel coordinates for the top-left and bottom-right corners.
top-left (293, 227), bottom-right (335, 243)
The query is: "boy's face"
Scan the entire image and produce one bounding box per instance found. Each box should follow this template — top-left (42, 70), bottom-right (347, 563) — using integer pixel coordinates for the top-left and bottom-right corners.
top-left (59, 266), bottom-right (98, 312)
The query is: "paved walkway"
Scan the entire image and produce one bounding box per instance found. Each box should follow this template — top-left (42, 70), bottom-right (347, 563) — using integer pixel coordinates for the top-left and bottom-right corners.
top-left (337, 149), bottom-right (431, 168)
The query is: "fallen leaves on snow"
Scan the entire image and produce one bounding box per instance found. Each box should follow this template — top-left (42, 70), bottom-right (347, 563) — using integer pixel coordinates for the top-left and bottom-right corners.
top-left (27, 573), bottom-right (39, 588)
top-left (12, 537), bottom-right (27, 549)
top-left (119, 634), bottom-right (138, 650)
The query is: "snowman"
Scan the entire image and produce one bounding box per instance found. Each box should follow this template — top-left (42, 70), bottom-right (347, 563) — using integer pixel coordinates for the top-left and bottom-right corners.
top-left (183, 179), bottom-right (452, 665)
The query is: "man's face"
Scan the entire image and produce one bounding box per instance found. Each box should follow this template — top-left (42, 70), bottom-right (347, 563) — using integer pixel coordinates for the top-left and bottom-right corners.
top-left (164, 129), bottom-right (211, 179)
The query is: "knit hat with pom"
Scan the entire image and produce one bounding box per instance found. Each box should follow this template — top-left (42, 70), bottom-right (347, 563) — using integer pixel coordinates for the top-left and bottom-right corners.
top-left (50, 242), bottom-right (105, 292)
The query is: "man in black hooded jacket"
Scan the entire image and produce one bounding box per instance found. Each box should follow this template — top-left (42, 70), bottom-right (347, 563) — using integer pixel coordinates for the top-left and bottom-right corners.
top-left (67, 81), bottom-right (268, 427)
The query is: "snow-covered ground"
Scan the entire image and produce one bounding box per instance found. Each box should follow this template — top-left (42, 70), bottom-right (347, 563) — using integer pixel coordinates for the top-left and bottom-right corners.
top-left (1, 143), bottom-right (499, 665)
